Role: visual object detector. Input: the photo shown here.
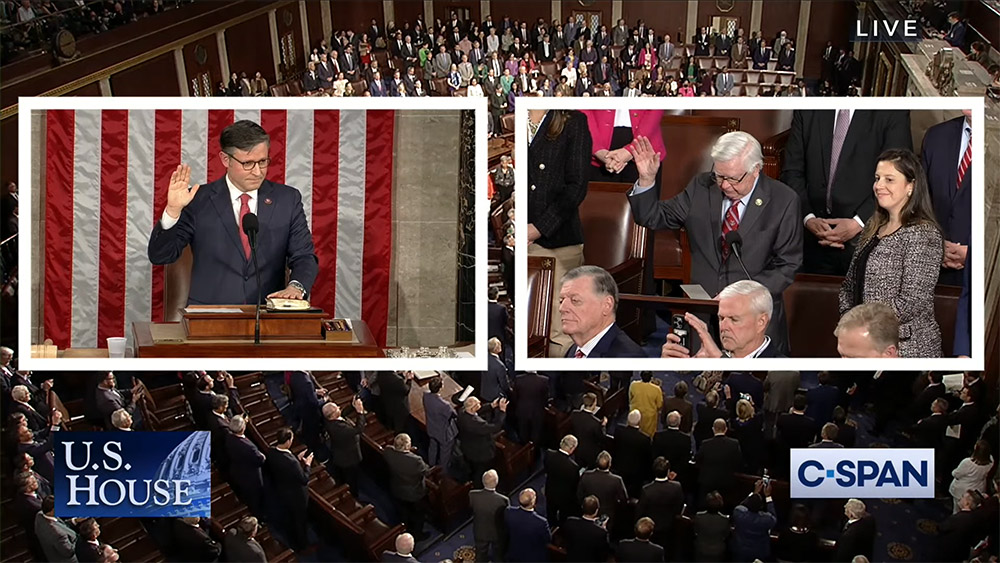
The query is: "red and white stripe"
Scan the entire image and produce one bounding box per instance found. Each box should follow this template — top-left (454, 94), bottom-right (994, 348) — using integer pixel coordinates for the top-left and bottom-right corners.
top-left (43, 109), bottom-right (394, 349)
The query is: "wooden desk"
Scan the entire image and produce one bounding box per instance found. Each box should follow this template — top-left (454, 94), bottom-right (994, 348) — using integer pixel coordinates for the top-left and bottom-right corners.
top-left (131, 319), bottom-right (383, 358)
top-left (407, 373), bottom-right (463, 428)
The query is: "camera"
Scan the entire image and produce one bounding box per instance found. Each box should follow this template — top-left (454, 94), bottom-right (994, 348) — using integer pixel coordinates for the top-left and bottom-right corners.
top-left (671, 314), bottom-right (689, 349)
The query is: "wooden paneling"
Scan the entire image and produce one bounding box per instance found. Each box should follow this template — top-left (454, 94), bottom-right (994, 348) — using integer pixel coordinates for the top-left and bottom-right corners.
top-left (622, 0), bottom-right (687, 42)
top-left (181, 35), bottom-right (223, 97)
top-left (489, 1), bottom-right (549, 25)
top-left (804, 1), bottom-right (856, 79)
top-left (393, 0), bottom-right (425, 29)
top-left (435, 0), bottom-right (482, 28)
top-left (226, 13), bottom-right (276, 86)
top-left (696, 109), bottom-right (792, 143)
top-left (65, 82), bottom-right (103, 96)
top-left (306, 0), bottom-right (326, 49)
top-left (1, 116), bottom-right (17, 188)
top-left (331, 0), bottom-right (384, 36)
top-left (563, 0), bottom-right (612, 28)
top-left (696, 0), bottom-right (751, 35)
top-left (110, 52), bottom-right (180, 96)
top-left (275, 3), bottom-right (306, 76)
top-left (759, 1), bottom-right (799, 43)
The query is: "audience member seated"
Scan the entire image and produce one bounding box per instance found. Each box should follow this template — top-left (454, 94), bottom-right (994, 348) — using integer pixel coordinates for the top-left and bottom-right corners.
top-left (559, 265), bottom-right (646, 358)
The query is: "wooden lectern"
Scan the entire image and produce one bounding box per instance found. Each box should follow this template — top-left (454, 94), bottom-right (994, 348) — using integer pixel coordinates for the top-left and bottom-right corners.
top-left (181, 305), bottom-right (328, 340)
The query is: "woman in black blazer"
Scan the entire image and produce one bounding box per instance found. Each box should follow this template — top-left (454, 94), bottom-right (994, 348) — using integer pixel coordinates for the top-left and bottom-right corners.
top-left (527, 108), bottom-right (592, 357)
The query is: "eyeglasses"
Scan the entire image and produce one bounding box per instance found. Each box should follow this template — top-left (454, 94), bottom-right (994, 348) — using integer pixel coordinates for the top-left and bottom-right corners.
top-left (226, 153), bottom-right (271, 171)
top-left (710, 167), bottom-right (749, 186)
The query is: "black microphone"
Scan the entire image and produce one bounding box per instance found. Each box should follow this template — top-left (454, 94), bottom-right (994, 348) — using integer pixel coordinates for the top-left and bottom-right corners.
top-left (725, 230), bottom-right (753, 281)
top-left (242, 213), bottom-right (262, 345)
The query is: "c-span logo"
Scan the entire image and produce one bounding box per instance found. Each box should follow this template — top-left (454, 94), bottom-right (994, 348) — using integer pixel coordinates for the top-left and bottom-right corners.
top-left (55, 432), bottom-right (211, 518)
top-left (790, 448), bottom-right (935, 499)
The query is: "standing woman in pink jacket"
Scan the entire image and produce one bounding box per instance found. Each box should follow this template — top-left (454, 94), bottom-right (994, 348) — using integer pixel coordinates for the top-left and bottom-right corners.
top-left (581, 110), bottom-right (666, 184)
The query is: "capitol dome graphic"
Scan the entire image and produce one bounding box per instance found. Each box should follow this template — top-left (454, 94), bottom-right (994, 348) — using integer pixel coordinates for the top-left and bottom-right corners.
top-left (148, 432), bottom-right (211, 516)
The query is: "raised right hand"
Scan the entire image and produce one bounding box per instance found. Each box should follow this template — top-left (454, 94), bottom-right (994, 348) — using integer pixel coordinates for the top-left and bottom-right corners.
top-left (165, 164), bottom-right (200, 219)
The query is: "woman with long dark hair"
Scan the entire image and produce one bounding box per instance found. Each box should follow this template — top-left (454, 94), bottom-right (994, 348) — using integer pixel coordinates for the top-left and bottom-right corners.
top-left (839, 148), bottom-right (944, 357)
top-left (527, 109), bottom-right (592, 357)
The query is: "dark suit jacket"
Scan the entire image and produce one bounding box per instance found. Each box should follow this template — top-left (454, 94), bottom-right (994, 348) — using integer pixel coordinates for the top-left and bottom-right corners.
top-left (326, 414), bottom-right (365, 467)
top-left (488, 301), bottom-right (508, 343)
top-left (911, 382), bottom-right (946, 420)
top-left (781, 110), bottom-right (912, 223)
top-left (662, 396), bottom-right (694, 433)
top-left (954, 251), bottom-right (971, 356)
top-left (637, 479), bottom-right (684, 534)
top-left (12, 400), bottom-right (49, 431)
top-left (303, 71), bottom-right (320, 92)
top-left (18, 435), bottom-right (55, 482)
top-left (76, 540), bottom-right (102, 562)
top-left (834, 515), bottom-right (876, 561)
top-left (562, 516), bottom-right (611, 562)
top-left (614, 425), bottom-right (652, 485)
top-left (147, 177), bottom-right (318, 304)
top-left (206, 412), bottom-right (231, 465)
top-left (172, 519), bottom-right (222, 562)
top-left (376, 372), bottom-right (412, 430)
top-left (565, 323), bottom-right (646, 358)
top-left (482, 354), bottom-right (511, 401)
top-left (223, 529), bottom-right (266, 563)
top-left (457, 410), bottom-right (505, 463)
top-left (616, 539), bottom-right (665, 562)
top-left (225, 434), bottom-right (265, 493)
top-left (422, 393), bottom-right (458, 446)
top-left (383, 447), bottom-right (429, 502)
top-left (651, 428), bottom-right (692, 472)
top-left (189, 390), bottom-right (215, 429)
top-left (577, 469), bottom-right (628, 522)
top-left (265, 448), bottom-right (309, 510)
top-left (944, 20), bottom-right (967, 48)
top-left (806, 384), bottom-right (841, 428)
top-left (544, 449), bottom-right (580, 513)
top-left (569, 410), bottom-right (606, 468)
top-left (527, 110), bottom-right (592, 250)
top-left (504, 507), bottom-right (551, 562)
top-left (937, 509), bottom-right (980, 561)
top-left (922, 116), bottom-right (972, 250)
top-left (512, 373), bottom-right (549, 422)
top-left (726, 373), bottom-right (764, 415)
top-left (628, 172), bottom-right (802, 346)
top-left (470, 488), bottom-right (509, 542)
top-left (694, 404), bottom-right (730, 446)
top-left (752, 47), bottom-right (772, 69)
top-left (695, 435), bottom-right (742, 493)
top-left (777, 412), bottom-right (816, 448)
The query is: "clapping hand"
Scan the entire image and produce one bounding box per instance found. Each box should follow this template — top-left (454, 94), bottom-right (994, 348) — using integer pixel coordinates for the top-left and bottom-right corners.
top-left (165, 164), bottom-right (200, 219)
top-left (497, 398), bottom-right (509, 412)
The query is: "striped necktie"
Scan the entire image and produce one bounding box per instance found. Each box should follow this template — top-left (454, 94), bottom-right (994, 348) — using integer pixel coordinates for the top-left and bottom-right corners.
top-left (957, 130), bottom-right (971, 190)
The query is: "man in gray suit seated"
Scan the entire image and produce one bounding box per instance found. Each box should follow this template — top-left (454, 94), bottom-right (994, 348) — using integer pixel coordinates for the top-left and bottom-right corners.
top-left (469, 469), bottom-right (510, 562)
top-left (628, 132), bottom-right (803, 354)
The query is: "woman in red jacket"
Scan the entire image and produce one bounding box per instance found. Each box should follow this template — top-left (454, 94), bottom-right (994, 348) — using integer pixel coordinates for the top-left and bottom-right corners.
top-left (580, 109), bottom-right (666, 183)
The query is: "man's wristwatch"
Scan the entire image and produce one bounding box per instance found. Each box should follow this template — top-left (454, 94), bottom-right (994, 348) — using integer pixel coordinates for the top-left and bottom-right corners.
top-left (288, 281), bottom-right (307, 299)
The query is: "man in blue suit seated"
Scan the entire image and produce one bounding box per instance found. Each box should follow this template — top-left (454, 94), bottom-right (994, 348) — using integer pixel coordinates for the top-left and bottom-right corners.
top-left (504, 488), bottom-right (551, 562)
top-left (559, 265), bottom-right (646, 358)
top-left (148, 120), bottom-right (318, 305)
top-left (662, 280), bottom-right (783, 358)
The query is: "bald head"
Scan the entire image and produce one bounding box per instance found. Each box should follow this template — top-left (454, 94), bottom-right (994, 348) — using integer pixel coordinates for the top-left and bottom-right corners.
top-left (519, 488), bottom-right (537, 509)
top-left (712, 418), bottom-right (728, 435)
top-left (395, 533), bottom-right (415, 555)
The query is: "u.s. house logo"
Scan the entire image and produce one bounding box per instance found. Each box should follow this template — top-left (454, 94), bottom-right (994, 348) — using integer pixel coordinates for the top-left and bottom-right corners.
top-left (55, 432), bottom-right (211, 517)
top-left (790, 448), bottom-right (935, 499)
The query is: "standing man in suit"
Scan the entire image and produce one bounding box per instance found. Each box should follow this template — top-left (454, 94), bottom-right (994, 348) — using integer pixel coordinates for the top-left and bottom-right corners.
top-left (559, 266), bottom-right (646, 358)
top-left (34, 496), bottom-right (78, 563)
top-left (616, 517), bottom-right (666, 562)
top-left (206, 394), bottom-right (233, 476)
top-left (662, 381), bottom-right (694, 433)
top-left (544, 435), bottom-right (581, 526)
top-left (512, 371), bottom-right (549, 445)
top-left (577, 451), bottom-right (629, 535)
top-left (922, 110), bottom-right (972, 286)
top-left (482, 338), bottom-right (511, 402)
top-left (265, 428), bottom-right (312, 550)
top-left (470, 469), bottom-right (509, 562)
top-left (637, 457), bottom-right (685, 549)
top-left (570, 393), bottom-right (607, 468)
top-left (147, 120), bottom-right (318, 304)
top-left (172, 517), bottom-right (222, 562)
top-left (763, 371), bottom-right (801, 436)
top-left (651, 411), bottom-right (692, 480)
top-left (693, 27), bottom-right (711, 56)
top-left (457, 396), bottom-right (508, 488)
top-left (563, 496), bottom-right (612, 562)
top-left (422, 377), bottom-right (458, 469)
top-left (323, 396), bottom-right (366, 496)
top-left (225, 416), bottom-right (266, 518)
top-left (384, 433), bottom-right (431, 541)
top-left (629, 132), bottom-right (802, 354)
top-left (223, 516), bottom-right (266, 563)
top-left (316, 53), bottom-right (335, 89)
top-left (695, 419), bottom-right (742, 506)
top-left (504, 489), bottom-right (551, 562)
top-left (487, 286), bottom-right (508, 345)
top-left (615, 410), bottom-right (653, 498)
top-left (751, 38), bottom-right (771, 69)
top-left (835, 499), bottom-right (877, 561)
top-left (780, 109), bottom-right (912, 275)
top-left (776, 41), bottom-right (795, 71)
top-left (377, 371), bottom-right (413, 433)
top-left (715, 67), bottom-right (735, 96)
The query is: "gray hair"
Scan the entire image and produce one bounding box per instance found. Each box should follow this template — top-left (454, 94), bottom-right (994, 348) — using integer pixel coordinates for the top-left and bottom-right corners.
top-left (711, 131), bottom-right (764, 174)
top-left (488, 337), bottom-right (502, 354)
top-left (395, 533), bottom-right (415, 555)
top-left (666, 411), bottom-right (681, 428)
top-left (627, 409), bottom-right (641, 427)
top-left (835, 302), bottom-right (899, 352)
top-left (483, 469), bottom-right (499, 488)
top-left (229, 415), bottom-right (247, 434)
top-left (0, 346), bottom-right (12, 356)
top-left (559, 434), bottom-right (578, 452)
top-left (11, 385), bottom-right (28, 402)
top-left (394, 433), bottom-right (411, 450)
top-left (561, 265), bottom-right (619, 312)
top-left (111, 409), bottom-right (130, 429)
top-left (717, 280), bottom-right (772, 318)
top-left (844, 498), bottom-right (866, 519)
top-left (211, 393), bottom-right (229, 412)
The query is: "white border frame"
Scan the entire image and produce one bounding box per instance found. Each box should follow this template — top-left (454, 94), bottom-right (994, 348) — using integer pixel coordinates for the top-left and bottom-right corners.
top-left (18, 96), bottom-right (490, 372)
top-left (515, 96), bottom-right (985, 372)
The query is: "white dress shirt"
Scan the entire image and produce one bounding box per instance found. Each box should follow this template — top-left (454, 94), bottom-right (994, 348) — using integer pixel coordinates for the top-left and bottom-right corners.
top-left (576, 321), bottom-right (615, 357)
top-left (161, 175), bottom-right (256, 230)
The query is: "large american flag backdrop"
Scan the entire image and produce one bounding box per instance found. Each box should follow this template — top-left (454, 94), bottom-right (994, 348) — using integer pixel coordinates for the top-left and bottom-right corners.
top-left (42, 109), bottom-right (395, 349)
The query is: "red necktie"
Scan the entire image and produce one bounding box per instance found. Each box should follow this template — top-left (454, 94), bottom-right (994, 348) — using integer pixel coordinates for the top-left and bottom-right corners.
top-left (574, 350), bottom-right (585, 358)
top-left (238, 193), bottom-right (251, 259)
top-left (957, 134), bottom-right (971, 190)
top-left (721, 199), bottom-right (741, 260)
